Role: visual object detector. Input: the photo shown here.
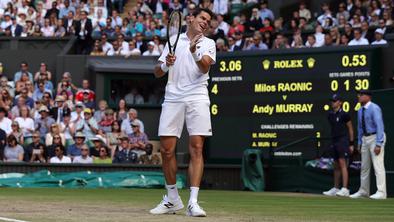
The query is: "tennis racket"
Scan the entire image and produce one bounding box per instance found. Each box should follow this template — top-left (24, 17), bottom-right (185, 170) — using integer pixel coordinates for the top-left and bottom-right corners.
top-left (166, 10), bottom-right (182, 82)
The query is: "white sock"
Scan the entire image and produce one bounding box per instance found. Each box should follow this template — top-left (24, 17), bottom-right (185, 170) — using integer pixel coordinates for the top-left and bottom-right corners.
top-left (166, 184), bottom-right (179, 201)
top-left (189, 187), bottom-right (199, 204)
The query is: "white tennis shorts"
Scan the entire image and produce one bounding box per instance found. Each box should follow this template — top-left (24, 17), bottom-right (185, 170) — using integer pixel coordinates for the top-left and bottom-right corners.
top-left (158, 100), bottom-right (212, 138)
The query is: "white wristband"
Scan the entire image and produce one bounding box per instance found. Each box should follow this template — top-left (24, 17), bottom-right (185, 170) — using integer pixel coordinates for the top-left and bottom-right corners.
top-left (192, 51), bottom-right (202, 62)
top-left (160, 63), bottom-right (169, 72)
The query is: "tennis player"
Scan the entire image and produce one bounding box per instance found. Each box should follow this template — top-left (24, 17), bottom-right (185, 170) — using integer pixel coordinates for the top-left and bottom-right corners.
top-left (150, 8), bottom-right (216, 217)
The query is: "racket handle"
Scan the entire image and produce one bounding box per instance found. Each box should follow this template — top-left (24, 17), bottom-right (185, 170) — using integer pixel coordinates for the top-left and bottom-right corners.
top-left (160, 63), bottom-right (169, 73)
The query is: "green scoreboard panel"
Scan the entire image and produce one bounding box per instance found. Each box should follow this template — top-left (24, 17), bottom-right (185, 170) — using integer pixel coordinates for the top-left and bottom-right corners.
top-left (207, 47), bottom-right (381, 163)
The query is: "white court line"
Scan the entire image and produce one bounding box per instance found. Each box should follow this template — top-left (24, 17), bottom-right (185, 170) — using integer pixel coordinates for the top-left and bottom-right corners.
top-left (0, 216), bottom-right (30, 222)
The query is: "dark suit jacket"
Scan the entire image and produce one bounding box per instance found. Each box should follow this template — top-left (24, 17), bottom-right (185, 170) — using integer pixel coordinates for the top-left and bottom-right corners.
top-left (7, 24), bottom-right (23, 37)
top-left (50, 107), bottom-right (71, 122)
top-left (63, 18), bottom-right (76, 35)
top-left (45, 8), bottom-right (60, 19)
top-left (75, 18), bottom-right (93, 41)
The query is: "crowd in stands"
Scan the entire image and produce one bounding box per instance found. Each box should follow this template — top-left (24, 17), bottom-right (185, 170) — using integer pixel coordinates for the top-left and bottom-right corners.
top-left (0, 62), bottom-right (161, 164)
top-left (1, 0), bottom-right (392, 55)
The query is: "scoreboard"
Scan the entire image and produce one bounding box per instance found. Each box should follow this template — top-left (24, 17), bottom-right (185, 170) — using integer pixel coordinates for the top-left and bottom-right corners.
top-left (207, 47), bottom-right (382, 163)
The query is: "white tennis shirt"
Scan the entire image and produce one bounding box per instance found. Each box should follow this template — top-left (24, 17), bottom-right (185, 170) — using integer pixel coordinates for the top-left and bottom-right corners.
top-left (159, 33), bottom-right (216, 102)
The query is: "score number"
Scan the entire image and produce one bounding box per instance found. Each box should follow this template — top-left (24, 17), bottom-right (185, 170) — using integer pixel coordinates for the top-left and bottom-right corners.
top-left (219, 60), bottom-right (242, 72)
top-left (330, 79), bottom-right (369, 91)
top-left (341, 54), bottom-right (367, 67)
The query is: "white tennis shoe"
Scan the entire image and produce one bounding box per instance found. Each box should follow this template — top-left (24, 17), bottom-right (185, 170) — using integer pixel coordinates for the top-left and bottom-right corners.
top-left (186, 202), bottom-right (207, 217)
top-left (323, 187), bottom-right (339, 196)
top-left (336, 187), bottom-right (350, 197)
top-left (149, 195), bottom-right (184, 215)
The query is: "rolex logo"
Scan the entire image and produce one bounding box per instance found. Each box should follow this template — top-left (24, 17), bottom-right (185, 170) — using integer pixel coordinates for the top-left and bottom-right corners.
top-left (307, 58), bottom-right (316, 69)
top-left (262, 59), bottom-right (270, 70)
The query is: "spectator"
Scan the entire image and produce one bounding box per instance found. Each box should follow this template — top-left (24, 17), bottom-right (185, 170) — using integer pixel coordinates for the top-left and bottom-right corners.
top-left (305, 34), bottom-right (319, 48)
top-left (228, 16), bottom-right (244, 37)
top-left (106, 120), bottom-right (122, 158)
top-left (129, 120), bottom-right (150, 158)
top-left (45, 123), bottom-right (66, 147)
top-left (16, 88), bottom-right (34, 109)
top-left (93, 145), bottom-right (112, 164)
top-left (54, 19), bottom-right (66, 37)
top-left (67, 131), bottom-right (85, 159)
top-left (259, 18), bottom-right (273, 33)
top-left (89, 135), bottom-right (107, 158)
top-left (213, 0), bottom-right (228, 16)
top-left (34, 62), bottom-right (52, 82)
top-left (135, 32), bottom-right (147, 53)
top-left (113, 133), bottom-right (138, 164)
top-left (142, 41), bottom-right (160, 56)
top-left (59, 109), bottom-right (75, 147)
top-left (361, 21), bottom-right (374, 43)
top-left (371, 28), bottom-right (387, 45)
top-left (14, 106), bottom-right (34, 145)
top-left (0, 77), bottom-right (14, 97)
top-left (71, 102), bottom-right (84, 125)
top-left (244, 32), bottom-right (268, 51)
top-left (246, 8), bottom-right (262, 33)
top-left (11, 97), bottom-right (26, 119)
top-left (59, 0), bottom-right (75, 19)
top-left (0, 107), bottom-right (12, 135)
top-left (139, 144), bottom-right (161, 165)
top-left (272, 33), bottom-right (290, 49)
top-left (15, 72), bottom-right (30, 95)
top-left (14, 62), bottom-right (33, 83)
top-left (75, 10), bottom-right (93, 54)
top-left (340, 34), bottom-right (350, 46)
top-left (64, 11), bottom-right (76, 35)
top-left (299, 2), bottom-right (311, 21)
top-left (0, 89), bottom-right (13, 112)
top-left (324, 33), bottom-right (336, 46)
top-left (82, 90), bottom-right (96, 109)
top-left (3, 134), bottom-right (24, 162)
top-left (317, 2), bottom-right (334, 25)
top-left (90, 41), bottom-right (106, 56)
top-left (259, 1), bottom-right (274, 21)
top-left (121, 108), bottom-right (144, 135)
top-left (291, 33), bottom-right (305, 48)
top-left (217, 14), bottom-right (229, 36)
top-left (313, 25), bottom-right (325, 47)
top-left (115, 99), bottom-right (128, 121)
top-left (216, 38), bottom-right (228, 52)
top-left (49, 144), bottom-right (71, 163)
top-left (24, 131), bottom-right (46, 163)
top-left (9, 121), bottom-right (23, 144)
top-left (45, 1), bottom-right (60, 19)
top-left (35, 106), bottom-right (55, 141)
top-left (124, 88), bottom-right (144, 105)
top-left (7, 16), bottom-right (23, 37)
top-left (41, 18), bottom-right (55, 37)
top-left (232, 31), bottom-right (245, 51)
top-left (348, 28), bottom-right (369, 46)
top-left (98, 109), bottom-right (115, 133)
top-left (75, 79), bottom-right (95, 102)
top-left (72, 144), bottom-right (93, 164)
top-left (336, 2), bottom-right (350, 21)
top-left (125, 39), bottom-right (142, 57)
top-left (100, 33), bottom-right (114, 55)
top-left (51, 96), bottom-right (68, 123)
top-left (76, 108), bottom-right (98, 143)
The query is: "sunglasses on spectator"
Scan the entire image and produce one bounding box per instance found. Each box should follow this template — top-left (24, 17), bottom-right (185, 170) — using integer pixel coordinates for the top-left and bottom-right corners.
top-left (99, 149), bottom-right (106, 153)
top-left (33, 136), bottom-right (39, 138)
top-left (82, 149), bottom-right (89, 151)
top-left (54, 137), bottom-right (61, 139)
top-left (55, 149), bottom-right (61, 152)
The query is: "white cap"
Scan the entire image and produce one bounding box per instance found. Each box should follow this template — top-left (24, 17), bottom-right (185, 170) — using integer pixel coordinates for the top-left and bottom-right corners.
top-left (375, 28), bottom-right (384, 35)
top-left (148, 41), bottom-right (155, 46)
